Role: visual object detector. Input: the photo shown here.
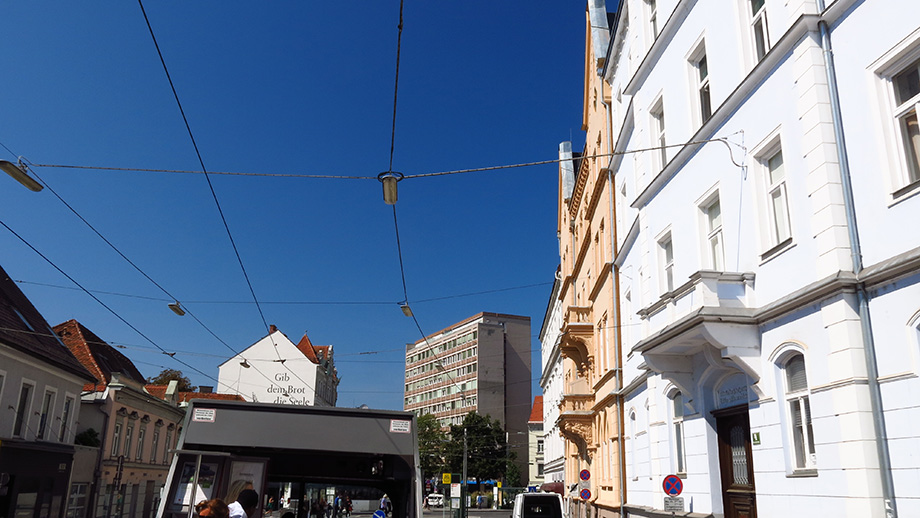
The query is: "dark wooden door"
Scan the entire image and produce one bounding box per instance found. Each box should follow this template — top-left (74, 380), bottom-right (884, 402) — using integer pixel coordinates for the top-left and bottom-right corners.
top-left (716, 408), bottom-right (756, 518)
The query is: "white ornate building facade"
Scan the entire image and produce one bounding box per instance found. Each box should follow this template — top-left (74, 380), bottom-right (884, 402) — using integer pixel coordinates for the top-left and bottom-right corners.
top-left (595, 0), bottom-right (920, 517)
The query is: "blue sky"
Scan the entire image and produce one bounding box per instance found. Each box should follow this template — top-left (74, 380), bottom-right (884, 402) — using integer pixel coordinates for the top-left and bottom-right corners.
top-left (0, 2), bottom-right (587, 410)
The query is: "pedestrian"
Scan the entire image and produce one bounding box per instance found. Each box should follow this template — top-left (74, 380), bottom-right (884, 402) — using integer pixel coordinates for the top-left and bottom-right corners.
top-left (196, 499), bottom-right (230, 518)
top-left (229, 489), bottom-right (259, 518)
top-left (345, 495), bottom-right (352, 517)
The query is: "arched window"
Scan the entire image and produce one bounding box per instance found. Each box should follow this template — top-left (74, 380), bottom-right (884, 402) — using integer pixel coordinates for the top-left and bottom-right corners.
top-left (784, 354), bottom-right (815, 470)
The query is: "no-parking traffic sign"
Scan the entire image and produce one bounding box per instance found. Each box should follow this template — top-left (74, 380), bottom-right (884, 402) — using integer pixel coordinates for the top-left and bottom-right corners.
top-left (662, 475), bottom-right (683, 496)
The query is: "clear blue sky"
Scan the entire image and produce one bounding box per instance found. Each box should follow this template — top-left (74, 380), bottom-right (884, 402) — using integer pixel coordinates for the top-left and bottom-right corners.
top-left (0, 2), bottom-right (587, 410)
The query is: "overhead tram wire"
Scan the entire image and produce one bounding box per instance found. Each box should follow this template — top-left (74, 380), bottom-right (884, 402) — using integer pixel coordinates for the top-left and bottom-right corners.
top-left (0, 144), bottom-right (298, 400)
top-left (0, 217), bottom-right (241, 395)
top-left (26, 132), bottom-right (746, 181)
top-left (13, 279), bottom-right (552, 305)
top-left (136, 0), bottom-right (316, 393)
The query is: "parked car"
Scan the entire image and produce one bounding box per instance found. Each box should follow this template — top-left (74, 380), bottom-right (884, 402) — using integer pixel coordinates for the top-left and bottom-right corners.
top-left (426, 494), bottom-right (444, 508)
top-left (512, 493), bottom-right (564, 518)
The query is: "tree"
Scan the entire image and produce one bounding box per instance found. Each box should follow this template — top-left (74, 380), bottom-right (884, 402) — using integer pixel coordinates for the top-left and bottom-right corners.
top-left (146, 368), bottom-right (196, 392)
top-left (417, 413), bottom-right (448, 480)
top-left (444, 412), bottom-right (510, 483)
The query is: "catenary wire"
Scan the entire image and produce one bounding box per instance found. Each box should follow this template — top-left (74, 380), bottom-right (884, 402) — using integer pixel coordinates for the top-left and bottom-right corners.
top-left (137, 0), bottom-right (316, 393)
top-left (1, 144), bottom-right (303, 399)
top-left (26, 133), bottom-right (745, 180)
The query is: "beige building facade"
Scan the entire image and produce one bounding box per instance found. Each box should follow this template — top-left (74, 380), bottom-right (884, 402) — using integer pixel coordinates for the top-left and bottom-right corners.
top-left (403, 312), bottom-right (532, 484)
top-left (554, 3), bottom-right (623, 517)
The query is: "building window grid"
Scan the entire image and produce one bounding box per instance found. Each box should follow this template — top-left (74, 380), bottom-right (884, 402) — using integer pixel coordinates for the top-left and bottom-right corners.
top-left (750, 0), bottom-right (770, 62)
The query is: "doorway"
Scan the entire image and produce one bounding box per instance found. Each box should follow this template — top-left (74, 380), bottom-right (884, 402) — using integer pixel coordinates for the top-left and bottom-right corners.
top-left (714, 406), bottom-right (756, 518)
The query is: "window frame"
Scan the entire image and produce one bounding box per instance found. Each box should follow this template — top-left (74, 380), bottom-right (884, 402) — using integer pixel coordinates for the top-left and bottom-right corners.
top-left (872, 34), bottom-right (920, 199)
top-left (12, 380), bottom-right (35, 438)
top-left (783, 354), bottom-right (816, 471)
top-left (650, 99), bottom-right (668, 173)
top-left (111, 422), bottom-right (123, 457)
top-left (753, 131), bottom-right (794, 259)
top-left (749, 0), bottom-right (770, 62)
top-left (37, 388), bottom-right (57, 440)
top-left (687, 37), bottom-right (712, 126)
top-left (658, 230), bottom-right (675, 294)
top-left (669, 390), bottom-right (688, 476)
top-left (60, 394), bottom-right (75, 442)
top-left (646, 0), bottom-right (659, 42)
top-left (698, 190), bottom-right (725, 271)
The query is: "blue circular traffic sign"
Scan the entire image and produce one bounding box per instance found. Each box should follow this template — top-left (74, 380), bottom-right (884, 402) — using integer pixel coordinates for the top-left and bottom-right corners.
top-left (662, 475), bottom-right (683, 496)
top-left (374, 511), bottom-right (386, 518)
top-left (580, 489), bottom-right (591, 500)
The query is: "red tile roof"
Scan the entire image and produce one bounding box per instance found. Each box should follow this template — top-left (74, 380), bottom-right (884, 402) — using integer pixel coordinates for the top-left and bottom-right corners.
top-left (528, 396), bottom-right (543, 423)
top-left (144, 384), bottom-right (245, 403)
top-left (54, 319), bottom-right (146, 391)
top-left (295, 333), bottom-right (319, 364)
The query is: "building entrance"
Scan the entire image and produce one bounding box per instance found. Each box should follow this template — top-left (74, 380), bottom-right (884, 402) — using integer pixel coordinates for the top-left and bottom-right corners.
top-left (715, 406), bottom-right (756, 518)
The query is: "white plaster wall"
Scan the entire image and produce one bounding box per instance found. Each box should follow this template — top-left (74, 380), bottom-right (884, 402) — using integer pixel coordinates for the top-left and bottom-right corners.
top-left (541, 295), bottom-right (566, 482)
top-left (217, 330), bottom-right (318, 406)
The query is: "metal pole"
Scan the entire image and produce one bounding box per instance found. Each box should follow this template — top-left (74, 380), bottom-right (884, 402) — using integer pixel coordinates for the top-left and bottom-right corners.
top-left (461, 429), bottom-right (467, 518)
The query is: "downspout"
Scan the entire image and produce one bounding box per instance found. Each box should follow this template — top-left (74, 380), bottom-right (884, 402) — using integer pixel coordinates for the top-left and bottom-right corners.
top-left (600, 78), bottom-right (626, 518)
top-left (815, 2), bottom-right (896, 517)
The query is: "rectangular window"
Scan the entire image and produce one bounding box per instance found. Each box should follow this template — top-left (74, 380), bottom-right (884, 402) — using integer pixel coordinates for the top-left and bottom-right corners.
top-left (765, 149), bottom-right (791, 245)
top-left (647, 0), bottom-right (659, 40)
top-left (13, 383), bottom-right (34, 437)
top-left (750, 0), bottom-right (770, 62)
top-left (537, 439), bottom-right (544, 453)
top-left (60, 396), bottom-right (74, 442)
top-left (124, 425), bottom-right (134, 457)
top-left (892, 57), bottom-right (920, 186)
top-left (696, 52), bottom-right (712, 122)
top-left (164, 431), bottom-right (172, 464)
top-left (37, 390), bottom-right (55, 440)
top-left (659, 233), bottom-right (674, 293)
top-left (651, 102), bottom-right (667, 171)
top-left (136, 427), bottom-right (146, 461)
top-left (66, 483), bottom-right (88, 518)
top-left (704, 196), bottom-right (724, 270)
top-left (111, 423), bottom-right (122, 457)
top-left (151, 430), bottom-right (160, 464)
top-left (672, 392), bottom-right (687, 474)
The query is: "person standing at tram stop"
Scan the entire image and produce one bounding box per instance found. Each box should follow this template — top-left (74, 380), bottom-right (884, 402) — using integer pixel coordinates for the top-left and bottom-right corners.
top-left (229, 489), bottom-right (260, 518)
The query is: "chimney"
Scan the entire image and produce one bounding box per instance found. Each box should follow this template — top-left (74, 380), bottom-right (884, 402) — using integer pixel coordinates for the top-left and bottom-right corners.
top-left (269, 324), bottom-right (277, 333)
top-left (199, 385), bottom-right (213, 394)
top-left (165, 380), bottom-right (179, 405)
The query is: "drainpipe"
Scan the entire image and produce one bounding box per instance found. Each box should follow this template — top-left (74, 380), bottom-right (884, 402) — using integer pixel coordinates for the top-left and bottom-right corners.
top-left (815, 2), bottom-right (896, 516)
top-left (600, 79), bottom-right (627, 518)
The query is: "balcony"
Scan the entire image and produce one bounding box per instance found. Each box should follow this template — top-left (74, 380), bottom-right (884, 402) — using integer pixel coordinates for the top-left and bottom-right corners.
top-left (557, 393), bottom-right (594, 454)
top-left (560, 305), bottom-right (594, 378)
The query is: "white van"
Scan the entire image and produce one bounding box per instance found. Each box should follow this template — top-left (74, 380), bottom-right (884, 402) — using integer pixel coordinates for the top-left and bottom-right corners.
top-left (512, 493), bottom-right (564, 518)
top-left (426, 494), bottom-right (444, 508)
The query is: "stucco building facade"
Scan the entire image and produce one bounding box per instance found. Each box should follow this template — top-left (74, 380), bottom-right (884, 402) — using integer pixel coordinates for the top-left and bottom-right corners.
top-left (403, 312), bottom-right (532, 485)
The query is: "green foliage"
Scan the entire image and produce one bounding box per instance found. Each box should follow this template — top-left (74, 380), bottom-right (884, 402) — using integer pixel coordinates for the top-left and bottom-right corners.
top-left (444, 411), bottom-right (510, 482)
top-left (74, 428), bottom-right (101, 447)
top-left (417, 413), bottom-right (448, 479)
top-left (146, 368), bottom-right (196, 392)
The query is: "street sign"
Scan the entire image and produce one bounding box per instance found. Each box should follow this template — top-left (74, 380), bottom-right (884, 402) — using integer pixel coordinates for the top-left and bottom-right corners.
top-left (579, 469), bottom-right (591, 481)
top-left (663, 497), bottom-right (684, 512)
top-left (442, 473), bottom-right (451, 484)
top-left (662, 475), bottom-right (683, 496)
top-left (373, 510), bottom-right (386, 518)
top-left (580, 489), bottom-right (591, 500)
